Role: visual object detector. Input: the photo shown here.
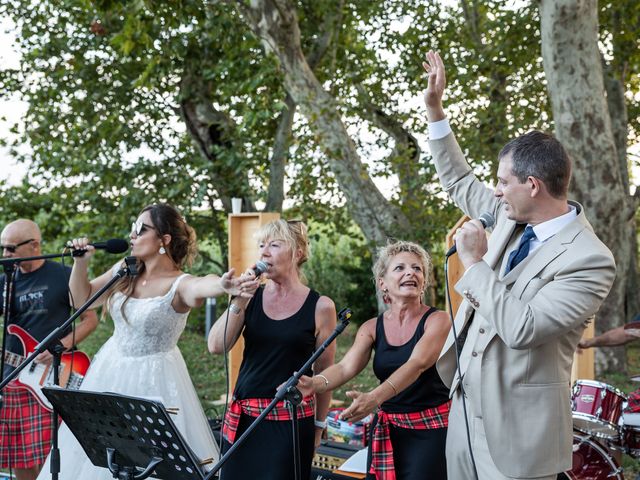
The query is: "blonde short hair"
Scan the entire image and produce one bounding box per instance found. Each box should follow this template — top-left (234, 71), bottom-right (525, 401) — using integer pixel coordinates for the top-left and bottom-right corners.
top-left (373, 240), bottom-right (432, 297)
top-left (255, 219), bottom-right (310, 269)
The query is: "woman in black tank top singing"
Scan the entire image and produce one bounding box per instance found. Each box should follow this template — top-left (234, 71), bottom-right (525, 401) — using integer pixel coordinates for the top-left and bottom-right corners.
top-left (208, 219), bottom-right (337, 480)
top-left (298, 241), bottom-right (451, 480)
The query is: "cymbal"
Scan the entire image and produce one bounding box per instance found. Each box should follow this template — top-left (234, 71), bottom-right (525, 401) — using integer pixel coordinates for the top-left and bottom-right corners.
top-left (624, 321), bottom-right (640, 337)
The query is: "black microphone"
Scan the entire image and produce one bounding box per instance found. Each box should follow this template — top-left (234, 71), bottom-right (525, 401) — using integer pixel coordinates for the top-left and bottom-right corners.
top-left (70, 238), bottom-right (129, 256)
top-left (252, 260), bottom-right (268, 277)
top-left (445, 212), bottom-right (495, 258)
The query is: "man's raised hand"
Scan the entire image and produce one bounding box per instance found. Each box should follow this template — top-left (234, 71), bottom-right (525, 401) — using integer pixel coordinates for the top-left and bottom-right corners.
top-left (422, 50), bottom-right (447, 122)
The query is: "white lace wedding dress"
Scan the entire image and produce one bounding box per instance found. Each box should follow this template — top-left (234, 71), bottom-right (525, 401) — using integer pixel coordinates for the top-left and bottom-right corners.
top-left (36, 273), bottom-right (219, 479)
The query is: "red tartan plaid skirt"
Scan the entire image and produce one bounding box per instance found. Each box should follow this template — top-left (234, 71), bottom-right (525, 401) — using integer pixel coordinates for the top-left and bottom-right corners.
top-left (222, 396), bottom-right (316, 444)
top-left (370, 400), bottom-right (451, 480)
top-left (0, 384), bottom-right (54, 469)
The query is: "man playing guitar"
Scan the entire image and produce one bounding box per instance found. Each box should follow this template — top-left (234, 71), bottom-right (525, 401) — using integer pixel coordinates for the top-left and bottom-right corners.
top-left (0, 219), bottom-right (98, 480)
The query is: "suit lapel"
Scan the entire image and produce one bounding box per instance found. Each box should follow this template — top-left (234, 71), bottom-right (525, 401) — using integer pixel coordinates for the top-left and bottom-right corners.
top-left (508, 204), bottom-right (588, 299)
top-left (483, 215), bottom-right (517, 271)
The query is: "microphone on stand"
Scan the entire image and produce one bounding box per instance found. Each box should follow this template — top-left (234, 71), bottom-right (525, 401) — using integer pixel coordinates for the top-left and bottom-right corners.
top-left (445, 212), bottom-right (495, 258)
top-left (69, 239), bottom-right (129, 256)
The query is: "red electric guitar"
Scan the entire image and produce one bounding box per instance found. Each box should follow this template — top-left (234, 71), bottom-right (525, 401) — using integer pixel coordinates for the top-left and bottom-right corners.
top-left (3, 324), bottom-right (91, 411)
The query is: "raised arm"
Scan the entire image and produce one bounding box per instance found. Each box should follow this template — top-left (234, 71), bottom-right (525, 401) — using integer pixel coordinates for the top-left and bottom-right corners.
top-left (422, 50), bottom-right (500, 221)
top-left (341, 310), bottom-right (451, 422)
top-left (68, 237), bottom-right (119, 308)
top-left (422, 50), bottom-right (447, 122)
top-left (175, 269), bottom-right (259, 310)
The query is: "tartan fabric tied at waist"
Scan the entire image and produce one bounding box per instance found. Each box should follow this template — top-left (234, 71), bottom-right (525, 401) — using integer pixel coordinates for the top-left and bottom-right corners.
top-left (370, 400), bottom-right (451, 480)
top-left (222, 396), bottom-right (316, 444)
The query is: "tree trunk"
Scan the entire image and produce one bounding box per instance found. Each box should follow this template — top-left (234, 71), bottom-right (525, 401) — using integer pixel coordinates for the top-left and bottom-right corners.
top-left (540, 0), bottom-right (633, 372)
top-left (602, 60), bottom-right (640, 324)
top-left (233, 0), bottom-right (411, 245)
top-left (265, 93), bottom-right (295, 212)
top-left (179, 71), bottom-right (257, 212)
top-left (356, 84), bottom-right (422, 215)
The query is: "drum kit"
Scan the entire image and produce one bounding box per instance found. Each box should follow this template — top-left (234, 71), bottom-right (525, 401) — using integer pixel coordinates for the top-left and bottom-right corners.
top-left (565, 379), bottom-right (627, 479)
top-left (558, 322), bottom-right (640, 479)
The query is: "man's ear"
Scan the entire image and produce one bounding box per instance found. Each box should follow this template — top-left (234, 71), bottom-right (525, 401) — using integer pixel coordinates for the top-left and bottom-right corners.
top-left (528, 176), bottom-right (542, 198)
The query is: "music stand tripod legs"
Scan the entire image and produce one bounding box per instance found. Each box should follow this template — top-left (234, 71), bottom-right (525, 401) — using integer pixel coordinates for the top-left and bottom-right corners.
top-left (106, 448), bottom-right (163, 480)
top-left (41, 388), bottom-right (206, 480)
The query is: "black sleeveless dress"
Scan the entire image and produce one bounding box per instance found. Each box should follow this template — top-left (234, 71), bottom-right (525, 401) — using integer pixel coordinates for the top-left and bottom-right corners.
top-left (220, 287), bottom-right (318, 480)
top-left (367, 307), bottom-right (449, 480)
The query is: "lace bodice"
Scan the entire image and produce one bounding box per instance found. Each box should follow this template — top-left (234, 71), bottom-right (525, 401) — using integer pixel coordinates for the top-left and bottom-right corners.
top-left (108, 273), bottom-right (189, 357)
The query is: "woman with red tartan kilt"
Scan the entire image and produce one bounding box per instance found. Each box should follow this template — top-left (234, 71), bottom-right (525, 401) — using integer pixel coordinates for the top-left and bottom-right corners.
top-left (298, 241), bottom-right (451, 480)
top-left (208, 219), bottom-right (337, 480)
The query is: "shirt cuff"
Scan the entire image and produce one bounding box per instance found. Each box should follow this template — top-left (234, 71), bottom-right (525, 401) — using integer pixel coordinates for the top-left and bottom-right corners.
top-left (428, 118), bottom-right (452, 140)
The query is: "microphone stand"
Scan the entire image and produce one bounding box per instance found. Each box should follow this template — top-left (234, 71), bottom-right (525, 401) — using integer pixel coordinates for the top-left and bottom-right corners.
top-left (0, 261), bottom-right (17, 410)
top-left (0, 256), bottom-right (138, 480)
top-left (205, 307), bottom-right (353, 480)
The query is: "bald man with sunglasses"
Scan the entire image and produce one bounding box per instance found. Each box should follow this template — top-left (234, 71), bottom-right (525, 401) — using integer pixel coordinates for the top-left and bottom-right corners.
top-left (0, 219), bottom-right (98, 480)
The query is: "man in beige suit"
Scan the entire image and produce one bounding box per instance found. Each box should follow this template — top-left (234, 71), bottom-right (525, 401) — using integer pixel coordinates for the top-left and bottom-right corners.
top-left (423, 51), bottom-right (616, 479)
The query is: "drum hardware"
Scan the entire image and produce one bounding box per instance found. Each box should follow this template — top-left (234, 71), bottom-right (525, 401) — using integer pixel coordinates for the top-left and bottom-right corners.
top-left (562, 432), bottom-right (624, 479)
top-left (572, 380), bottom-right (626, 440)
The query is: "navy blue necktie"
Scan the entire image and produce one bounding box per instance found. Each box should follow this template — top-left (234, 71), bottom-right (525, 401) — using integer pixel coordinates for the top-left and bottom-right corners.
top-left (505, 226), bottom-right (536, 274)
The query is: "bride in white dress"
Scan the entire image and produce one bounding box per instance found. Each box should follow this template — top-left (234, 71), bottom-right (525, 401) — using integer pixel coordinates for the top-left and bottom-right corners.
top-left (36, 203), bottom-right (258, 480)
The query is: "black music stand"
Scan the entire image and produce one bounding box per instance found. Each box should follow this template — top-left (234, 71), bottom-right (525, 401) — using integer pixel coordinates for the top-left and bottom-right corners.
top-left (42, 387), bottom-right (209, 480)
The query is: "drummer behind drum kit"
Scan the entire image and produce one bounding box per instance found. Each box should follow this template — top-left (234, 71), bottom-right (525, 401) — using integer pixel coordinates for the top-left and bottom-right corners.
top-left (564, 378), bottom-right (640, 479)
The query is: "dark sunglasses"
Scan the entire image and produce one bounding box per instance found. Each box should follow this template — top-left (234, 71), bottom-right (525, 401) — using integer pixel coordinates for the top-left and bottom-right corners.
top-left (131, 221), bottom-right (156, 237)
top-left (1, 238), bottom-right (35, 253)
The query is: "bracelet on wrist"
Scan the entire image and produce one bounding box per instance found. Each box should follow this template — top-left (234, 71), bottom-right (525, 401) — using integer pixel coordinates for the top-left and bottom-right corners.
top-left (228, 303), bottom-right (243, 315)
top-left (314, 419), bottom-right (327, 429)
top-left (385, 379), bottom-right (398, 395)
top-left (316, 374), bottom-right (329, 392)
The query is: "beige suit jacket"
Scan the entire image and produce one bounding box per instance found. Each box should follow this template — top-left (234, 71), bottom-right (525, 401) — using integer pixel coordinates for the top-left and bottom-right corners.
top-left (432, 133), bottom-right (616, 478)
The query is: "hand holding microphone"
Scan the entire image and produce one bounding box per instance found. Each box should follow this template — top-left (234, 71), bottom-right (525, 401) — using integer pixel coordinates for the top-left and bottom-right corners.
top-left (67, 238), bottom-right (129, 259)
top-left (447, 212), bottom-right (495, 270)
top-left (221, 260), bottom-right (267, 298)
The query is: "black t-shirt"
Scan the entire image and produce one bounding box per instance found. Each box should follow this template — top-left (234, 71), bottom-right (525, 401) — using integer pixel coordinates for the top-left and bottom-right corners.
top-left (0, 260), bottom-right (73, 377)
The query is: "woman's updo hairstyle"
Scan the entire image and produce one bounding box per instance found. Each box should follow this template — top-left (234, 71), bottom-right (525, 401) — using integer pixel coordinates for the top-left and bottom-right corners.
top-left (142, 203), bottom-right (197, 268)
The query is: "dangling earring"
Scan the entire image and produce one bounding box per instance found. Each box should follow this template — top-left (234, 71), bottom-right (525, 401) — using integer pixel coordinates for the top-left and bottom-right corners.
top-left (420, 290), bottom-right (425, 304)
top-left (382, 288), bottom-right (391, 305)
top-left (159, 246), bottom-right (166, 255)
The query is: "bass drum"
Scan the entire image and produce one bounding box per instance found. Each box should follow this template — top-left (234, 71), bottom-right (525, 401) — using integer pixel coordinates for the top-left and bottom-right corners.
top-left (557, 433), bottom-right (623, 480)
